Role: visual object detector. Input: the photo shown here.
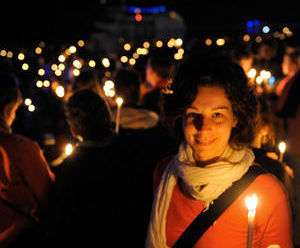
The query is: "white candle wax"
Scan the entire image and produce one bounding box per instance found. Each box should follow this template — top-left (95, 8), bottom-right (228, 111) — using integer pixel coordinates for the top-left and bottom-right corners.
top-left (115, 97), bottom-right (123, 134)
top-left (246, 194), bottom-right (258, 248)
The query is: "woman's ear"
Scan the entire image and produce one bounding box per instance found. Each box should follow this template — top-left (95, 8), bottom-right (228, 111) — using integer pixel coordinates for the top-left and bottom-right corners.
top-left (233, 118), bottom-right (238, 128)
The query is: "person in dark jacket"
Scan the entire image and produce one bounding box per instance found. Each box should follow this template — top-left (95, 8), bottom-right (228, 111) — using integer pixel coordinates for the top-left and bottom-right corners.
top-left (47, 89), bottom-right (131, 247)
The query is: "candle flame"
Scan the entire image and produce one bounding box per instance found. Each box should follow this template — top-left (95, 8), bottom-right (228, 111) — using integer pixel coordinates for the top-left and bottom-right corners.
top-left (65, 143), bottom-right (73, 156)
top-left (245, 194), bottom-right (258, 212)
top-left (278, 141), bottom-right (286, 154)
top-left (116, 97), bottom-right (124, 106)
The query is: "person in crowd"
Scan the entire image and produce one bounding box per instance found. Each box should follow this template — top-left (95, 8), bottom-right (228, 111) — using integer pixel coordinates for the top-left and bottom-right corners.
top-left (47, 89), bottom-right (131, 247)
top-left (140, 50), bottom-right (175, 114)
top-left (276, 50), bottom-right (300, 96)
top-left (253, 38), bottom-right (283, 80)
top-left (227, 44), bottom-right (253, 74)
top-left (251, 95), bottom-right (295, 219)
top-left (113, 68), bottom-right (178, 247)
top-left (276, 51), bottom-right (300, 247)
top-left (146, 54), bottom-right (293, 247)
top-left (0, 73), bottom-right (55, 247)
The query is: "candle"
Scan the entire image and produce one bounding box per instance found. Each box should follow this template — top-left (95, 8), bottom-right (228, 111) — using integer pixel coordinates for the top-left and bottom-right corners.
top-left (115, 97), bottom-right (123, 134)
top-left (278, 141), bottom-right (286, 162)
top-left (245, 194), bottom-right (258, 248)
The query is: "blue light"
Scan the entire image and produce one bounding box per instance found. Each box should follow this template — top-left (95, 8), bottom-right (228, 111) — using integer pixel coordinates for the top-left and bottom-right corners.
top-left (253, 20), bottom-right (261, 26)
top-left (268, 76), bottom-right (276, 85)
top-left (247, 21), bottom-right (253, 28)
top-left (262, 26), bottom-right (270, 33)
top-left (126, 5), bottom-right (166, 14)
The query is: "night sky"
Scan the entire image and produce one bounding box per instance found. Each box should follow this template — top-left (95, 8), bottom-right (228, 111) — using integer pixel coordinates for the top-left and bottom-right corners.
top-left (0, 0), bottom-right (299, 44)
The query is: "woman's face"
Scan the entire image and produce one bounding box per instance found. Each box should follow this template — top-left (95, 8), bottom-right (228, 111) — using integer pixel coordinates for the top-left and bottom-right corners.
top-left (182, 86), bottom-right (237, 165)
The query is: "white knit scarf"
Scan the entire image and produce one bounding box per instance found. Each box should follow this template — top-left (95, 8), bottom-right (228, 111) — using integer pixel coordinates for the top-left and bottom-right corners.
top-left (145, 142), bottom-right (255, 248)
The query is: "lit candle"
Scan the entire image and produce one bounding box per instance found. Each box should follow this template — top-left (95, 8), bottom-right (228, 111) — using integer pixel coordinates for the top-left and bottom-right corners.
top-left (115, 97), bottom-right (123, 134)
top-left (278, 141), bottom-right (286, 162)
top-left (245, 194), bottom-right (258, 248)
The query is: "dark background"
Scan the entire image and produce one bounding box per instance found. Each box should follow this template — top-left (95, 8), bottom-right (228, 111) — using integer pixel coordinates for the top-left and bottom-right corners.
top-left (1, 0), bottom-right (299, 44)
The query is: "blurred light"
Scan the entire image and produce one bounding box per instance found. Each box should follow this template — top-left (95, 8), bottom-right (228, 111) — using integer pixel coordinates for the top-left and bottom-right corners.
top-left (143, 41), bottom-right (150, 48)
top-left (65, 143), bottom-right (73, 156)
top-left (120, 56), bottom-right (128, 63)
top-left (69, 46), bottom-right (77, 54)
top-left (104, 71), bottom-right (111, 77)
top-left (58, 55), bottom-right (66, 62)
top-left (88, 60), bottom-right (96, 67)
top-left (124, 43), bottom-right (131, 51)
top-left (72, 69), bottom-right (80, 77)
top-left (247, 68), bottom-right (257, 79)
top-left (22, 63), bottom-right (29, 71)
top-left (0, 50), bottom-right (7, 56)
top-left (133, 53), bottom-right (139, 59)
top-left (262, 26), bottom-right (270, 33)
top-left (38, 68), bottom-right (45, 76)
top-left (167, 38), bottom-right (175, 48)
top-left (102, 57), bottom-right (110, 68)
top-left (36, 80), bottom-right (43, 88)
top-left (278, 141), bottom-right (286, 154)
top-left (260, 70), bottom-right (271, 79)
top-left (73, 59), bottom-right (82, 69)
top-left (28, 104), bottom-right (35, 112)
top-left (255, 36), bottom-right (262, 43)
top-left (175, 38), bottom-right (183, 47)
top-left (205, 39), bottom-right (213, 46)
top-left (116, 97), bottom-right (124, 106)
top-left (6, 51), bottom-right (13, 58)
top-left (129, 58), bottom-right (136, 65)
top-left (17, 53), bottom-right (25, 60)
top-left (268, 76), bottom-right (276, 85)
top-left (65, 49), bottom-right (71, 56)
top-left (58, 63), bottom-right (65, 71)
top-left (55, 70), bottom-right (62, 77)
top-left (135, 13), bottom-right (142, 22)
top-left (178, 48), bottom-right (184, 54)
top-left (174, 53), bottom-right (183, 60)
top-left (43, 80), bottom-right (51, 87)
top-left (156, 40), bottom-right (163, 47)
top-left (256, 76), bottom-right (263, 84)
top-left (247, 21), bottom-right (254, 28)
top-left (103, 80), bottom-right (114, 91)
top-left (35, 47), bottom-right (42, 54)
top-left (24, 98), bottom-right (32, 106)
top-left (216, 38), bottom-right (225, 46)
top-left (106, 89), bottom-right (115, 97)
top-left (77, 40), bottom-right (85, 47)
top-left (51, 64), bottom-right (58, 71)
top-left (56, 86), bottom-right (65, 98)
top-left (243, 34), bottom-right (251, 42)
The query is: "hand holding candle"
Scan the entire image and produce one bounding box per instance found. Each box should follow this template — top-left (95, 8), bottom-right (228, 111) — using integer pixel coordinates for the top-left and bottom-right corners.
top-left (115, 97), bottom-right (123, 135)
top-left (245, 194), bottom-right (258, 248)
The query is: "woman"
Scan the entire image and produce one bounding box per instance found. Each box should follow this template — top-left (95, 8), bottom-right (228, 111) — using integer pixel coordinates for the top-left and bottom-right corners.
top-left (146, 55), bottom-right (293, 247)
top-left (0, 73), bottom-right (55, 247)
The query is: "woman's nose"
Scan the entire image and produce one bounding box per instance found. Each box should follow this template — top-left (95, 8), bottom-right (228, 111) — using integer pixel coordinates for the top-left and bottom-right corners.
top-left (193, 116), bottom-right (211, 131)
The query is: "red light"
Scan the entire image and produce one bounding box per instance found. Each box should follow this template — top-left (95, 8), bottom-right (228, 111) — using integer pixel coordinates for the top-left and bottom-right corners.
top-left (135, 13), bottom-right (142, 22)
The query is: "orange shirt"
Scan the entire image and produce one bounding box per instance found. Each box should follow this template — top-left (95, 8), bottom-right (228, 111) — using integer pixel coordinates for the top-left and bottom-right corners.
top-left (153, 158), bottom-right (293, 248)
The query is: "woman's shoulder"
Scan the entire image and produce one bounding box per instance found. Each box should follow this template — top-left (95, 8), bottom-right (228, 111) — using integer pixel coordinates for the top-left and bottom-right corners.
top-left (246, 170), bottom-right (289, 206)
top-left (153, 154), bottom-right (175, 193)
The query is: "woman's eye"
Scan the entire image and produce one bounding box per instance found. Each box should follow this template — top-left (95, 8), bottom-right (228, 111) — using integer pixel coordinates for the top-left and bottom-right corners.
top-left (212, 112), bottom-right (223, 118)
top-left (186, 113), bottom-right (198, 118)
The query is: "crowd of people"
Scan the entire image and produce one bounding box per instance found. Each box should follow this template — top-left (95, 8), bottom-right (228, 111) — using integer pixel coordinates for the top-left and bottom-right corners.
top-left (0, 31), bottom-right (300, 248)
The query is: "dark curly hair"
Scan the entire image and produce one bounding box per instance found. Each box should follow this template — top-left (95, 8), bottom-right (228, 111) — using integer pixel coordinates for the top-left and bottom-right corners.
top-left (160, 54), bottom-right (258, 148)
top-left (65, 89), bottom-right (112, 141)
